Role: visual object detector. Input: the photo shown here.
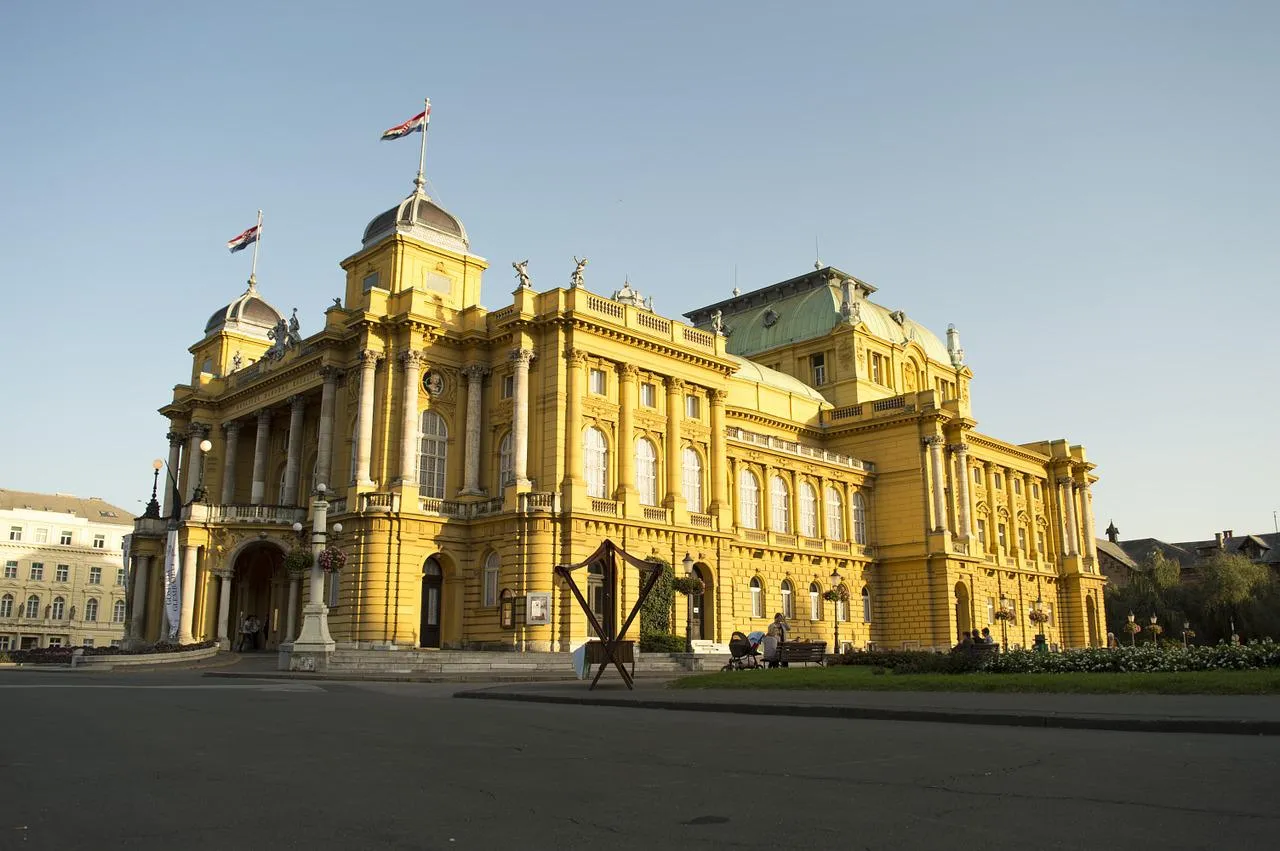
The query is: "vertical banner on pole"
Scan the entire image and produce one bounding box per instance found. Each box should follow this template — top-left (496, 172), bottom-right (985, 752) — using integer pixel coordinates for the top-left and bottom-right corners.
top-left (163, 529), bottom-right (180, 639)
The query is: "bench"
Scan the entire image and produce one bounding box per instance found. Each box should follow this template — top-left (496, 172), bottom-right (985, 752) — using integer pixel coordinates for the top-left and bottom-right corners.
top-left (952, 642), bottom-right (1000, 656)
top-left (775, 641), bottom-right (828, 667)
top-left (583, 640), bottom-right (636, 678)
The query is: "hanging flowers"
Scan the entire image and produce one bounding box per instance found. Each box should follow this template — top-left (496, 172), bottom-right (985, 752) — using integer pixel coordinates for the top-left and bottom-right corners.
top-left (284, 548), bottom-right (314, 576)
top-left (993, 608), bottom-right (1014, 622)
top-left (318, 545), bottom-right (347, 573)
top-left (822, 586), bottom-right (850, 603)
top-left (1028, 609), bottom-right (1050, 625)
top-left (1123, 621), bottom-right (1143, 635)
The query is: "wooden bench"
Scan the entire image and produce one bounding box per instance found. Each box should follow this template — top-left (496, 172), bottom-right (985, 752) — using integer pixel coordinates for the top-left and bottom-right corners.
top-left (775, 641), bottom-right (828, 667)
top-left (583, 640), bottom-right (636, 678)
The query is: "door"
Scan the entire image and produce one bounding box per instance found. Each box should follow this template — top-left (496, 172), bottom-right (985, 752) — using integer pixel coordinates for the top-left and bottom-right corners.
top-left (421, 558), bottom-right (443, 648)
top-left (690, 565), bottom-right (708, 641)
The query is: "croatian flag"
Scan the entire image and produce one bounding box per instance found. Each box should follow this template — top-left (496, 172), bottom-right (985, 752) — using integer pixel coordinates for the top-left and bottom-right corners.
top-left (381, 106), bottom-right (429, 140)
top-left (226, 224), bottom-right (261, 253)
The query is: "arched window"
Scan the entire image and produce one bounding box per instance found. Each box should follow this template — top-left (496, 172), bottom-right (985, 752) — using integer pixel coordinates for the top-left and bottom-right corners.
top-left (809, 582), bottom-right (822, 621)
top-left (750, 577), bottom-right (763, 618)
top-left (770, 476), bottom-right (791, 532)
top-left (24, 595), bottom-right (40, 619)
top-left (837, 585), bottom-right (849, 622)
top-left (584, 427), bottom-right (609, 499)
top-left (681, 446), bottom-right (703, 513)
top-left (0, 594), bottom-right (11, 618)
top-left (852, 492), bottom-right (868, 544)
top-left (799, 482), bottom-right (818, 537)
top-left (861, 586), bottom-right (872, 623)
top-left (636, 438), bottom-right (658, 506)
top-left (112, 600), bottom-right (127, 623)
top-left (498, 432), bottom-right (513, 488)
top-left (825, 486), bottom-right (844, 541)
top-left (51, 597), bottom-right (65, 620)
top-left (739, 470), bottom-right (760, 529)
top-left (780, 579), bottom-right (794, 619)
top-left (482, 552), bottom-right (500, 608)
top-left (85, 598), bottom-right (99, 622)
top-left (277, 466), bottom-right (288, 503)
top-left (418, 411), bottom-right (448, 499)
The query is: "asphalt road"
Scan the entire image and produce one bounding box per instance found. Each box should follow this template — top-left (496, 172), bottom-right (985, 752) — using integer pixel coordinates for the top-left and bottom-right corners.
top-left (0, 668), bottom-right (1276, 851)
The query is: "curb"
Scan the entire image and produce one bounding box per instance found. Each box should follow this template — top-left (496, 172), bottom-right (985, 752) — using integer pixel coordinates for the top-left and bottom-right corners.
top-left (453, 690), bottom-right (1280, 736)
top-left (201, 669), bottom-right (678, 685)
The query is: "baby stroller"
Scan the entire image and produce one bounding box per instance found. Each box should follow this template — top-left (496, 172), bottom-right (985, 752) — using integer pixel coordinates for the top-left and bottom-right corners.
top-left (721, 631), bottom-right (762, 670)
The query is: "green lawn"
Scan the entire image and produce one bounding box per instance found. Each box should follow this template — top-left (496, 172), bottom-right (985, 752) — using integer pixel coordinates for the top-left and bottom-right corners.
top-left (670, 665), bottom-right (1280, 694)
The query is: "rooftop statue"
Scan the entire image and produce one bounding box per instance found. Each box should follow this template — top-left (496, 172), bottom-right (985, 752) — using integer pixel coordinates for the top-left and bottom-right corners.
top-left (512, 259), bottom-right (532, 289)
top-left (570, 256), bottom-right (588, 288)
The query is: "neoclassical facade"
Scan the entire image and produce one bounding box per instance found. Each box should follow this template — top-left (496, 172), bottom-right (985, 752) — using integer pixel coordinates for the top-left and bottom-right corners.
top-left (128, 173), bottom-right (1106, 655)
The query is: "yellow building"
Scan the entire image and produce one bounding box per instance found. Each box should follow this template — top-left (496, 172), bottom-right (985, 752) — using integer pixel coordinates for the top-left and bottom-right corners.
top-left (128, 168), bottom-right (1106, 660)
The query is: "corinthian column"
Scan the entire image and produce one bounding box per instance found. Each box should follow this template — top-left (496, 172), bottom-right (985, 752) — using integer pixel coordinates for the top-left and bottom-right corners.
top-left (250, 409), bottom-right (271, 505)
top-left (220, 422), bottom-right (241, 504)
top-left (616, 364), bottom-right (637, 500)
top-left (664, 377), bottom-right (685, 508)
top-left (1059, 476), bottom-right (1079, 557)
top-left (397, 350), bottom-right (423, 486)
top-left (709, 389), bottom-right (728, 516)
top-left (460, 363), bottom-right (490, 495)
top-left (282, 395), bottom-right (306, 505)
top-left (163, 430), bottom-right (183, 517)
top-left (185, 424), bottom-right (210, 502)
top-left (512, 348), bottom-right (536, 487)
top-left (561, 349), bottom-right (585, 490)
top-left (952, 442), bottom-right (972, 538)
top-left (315, 366), bottom-right (339, 488)
top-left (355, 350), bottom-right (380, 487)
top-left (1078, 478), bottom-right (1098, 562)
top-left (215, 569), bottom-right (233, 647)
top-left (924, 435), bottom-right (947, 532)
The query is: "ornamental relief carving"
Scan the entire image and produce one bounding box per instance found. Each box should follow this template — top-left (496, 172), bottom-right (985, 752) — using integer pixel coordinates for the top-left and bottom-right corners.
top-left (582, 397), bottom-right (616, 419)
top-left (634, 412), bottom-right (665, 432)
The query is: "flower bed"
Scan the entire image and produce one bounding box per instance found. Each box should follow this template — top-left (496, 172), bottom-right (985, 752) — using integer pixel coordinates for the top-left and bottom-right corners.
top-left (0, 639), bottom-right (218, 666)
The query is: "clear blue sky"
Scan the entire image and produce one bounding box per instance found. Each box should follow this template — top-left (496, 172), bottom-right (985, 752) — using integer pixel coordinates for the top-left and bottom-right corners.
top-left (1, 1), bottom-right (1276, 542)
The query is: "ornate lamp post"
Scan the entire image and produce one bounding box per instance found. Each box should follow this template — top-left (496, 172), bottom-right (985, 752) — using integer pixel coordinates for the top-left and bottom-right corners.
top-left (1126, 611), bottom-right (1138, 647)
top-left (144, 459), bottom-right (163, 518)
top-left (1149, 613), bottom-right (1161, 648)
top-left (290, 483), bottom-right (336, 660)
top-left (829, 567), bottom-right (843, 657)
top-left (191, 439), bottom-right (213, 503)
top-left (682, 553), bottom-right (695, 653)
top-left (1182, 620), bottom-right (1192, 649)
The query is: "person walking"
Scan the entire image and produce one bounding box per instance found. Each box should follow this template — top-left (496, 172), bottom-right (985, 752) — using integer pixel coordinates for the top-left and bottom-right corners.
top-left (237, 614), bottom-right (260, 652)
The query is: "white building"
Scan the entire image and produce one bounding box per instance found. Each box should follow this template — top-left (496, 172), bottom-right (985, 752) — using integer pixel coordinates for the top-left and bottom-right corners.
top-left (0, 489), bottom-right (132, 650)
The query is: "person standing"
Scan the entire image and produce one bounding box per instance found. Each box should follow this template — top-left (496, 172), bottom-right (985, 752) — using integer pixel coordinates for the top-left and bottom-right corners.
top-left (238, 614), bottom-right (260, 652)
top-left (772, 613), bottom-right (790, 667)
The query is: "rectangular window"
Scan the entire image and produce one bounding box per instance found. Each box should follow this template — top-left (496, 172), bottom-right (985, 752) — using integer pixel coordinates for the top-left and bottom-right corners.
top-left (1047, 604), bottom-right (1055, 626)
top-left (30, 563), bottom-right (44, 581)
top-left (589, 368), bottom-right (606, 395)
top-left (60, 531), bottom-right (73, 546)
top-left (684, 394), bottom-right (700, 419)
top-left (1013, 478), bottom-right (1022, 495)
top-left (93, 534), bottom-right (106, 549)
top-left (997, 523), bottom-right (1007, 549)
top-left (1017, 527), bottom-right (1027, 552)
top-left (1037, 530), bottom-right (1046, 555)
top-left (3, 561), bottom-right (16, 579)
top-left (811, 353), bottom-right (826, 386)
top-left (116, 568), bottom-right (126, 586)
top-left (976, 519), bottom-right (987, 546)
top-left (34, 528), bottom-right (48, 544)
top-left (327, 572), bottom-right (340, 608)
top-left (83, 638), bottom-right (95, 648)
top-left (110, 640), bottom-right (121, 648)
top-left (48, 637), bottom-right (63, 648)
top-left (55, 565), bottom-right (69, 583)
top-left (870, 353), bottom-right (884, 385)
top-left (986, 598), bottom-right (995, 625)
top-left (501, 374), bottom-right (514, 399)
top-left (639, 382), bottom-right (656, 408)
top-left (362, 271), bottom-right (380, 292)
top-left (973, 467), bottom-right (981, 484)
top-left (89, 567), bottom-right (102, 585)
top-left (0, 636), bottom-right (10, 651)
top-left (1032, 482), bottom-right (1041, 499)
top-left (8, 526), bottom-right (21, 542)
top-left (993, 473), bottom-right (1003, 490)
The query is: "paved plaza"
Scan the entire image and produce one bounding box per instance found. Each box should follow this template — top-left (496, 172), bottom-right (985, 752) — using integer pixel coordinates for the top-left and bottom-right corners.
top-left (1, 665), bottom-right (1278, 850)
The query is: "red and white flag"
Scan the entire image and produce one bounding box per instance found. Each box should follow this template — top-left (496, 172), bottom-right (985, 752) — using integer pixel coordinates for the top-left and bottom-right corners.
top-left (381, 105), bottom-right (430, 140)
top-left (226, 224), bottom-right (261, 253)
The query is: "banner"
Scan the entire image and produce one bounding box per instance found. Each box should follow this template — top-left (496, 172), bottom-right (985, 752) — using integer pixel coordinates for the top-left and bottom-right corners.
top-left (163, 528), bottom-right (180, 639)
top-left (121, 534), bottom-right (132, 631)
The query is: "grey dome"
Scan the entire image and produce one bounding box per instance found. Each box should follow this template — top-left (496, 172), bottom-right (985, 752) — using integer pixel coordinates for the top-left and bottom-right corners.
top-left (362, 190), bottom-right (469, 253)
top-left (204, 281), bottom-right (284, 340)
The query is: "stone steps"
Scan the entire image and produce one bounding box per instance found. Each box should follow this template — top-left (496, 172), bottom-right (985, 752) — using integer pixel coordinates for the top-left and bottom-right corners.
top-left (320, 649), bottom-right (731, 676)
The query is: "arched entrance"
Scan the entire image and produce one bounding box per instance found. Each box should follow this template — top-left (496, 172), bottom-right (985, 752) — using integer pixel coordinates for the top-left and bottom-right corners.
top-left (1086, 594), bottom-right (1099, 647)
top-left (421, 557), bottom-right (443, 648)
top-left (954, 581), bottom-right (972, 639)
top-left (230, 541), bottom-right (286, 651)
top-left (690, 564), bottom-right (711, 641)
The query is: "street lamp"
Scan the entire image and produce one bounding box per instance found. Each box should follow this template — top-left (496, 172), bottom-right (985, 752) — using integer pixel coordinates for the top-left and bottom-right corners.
top-left (1183, 620), bottom-right (1192, 649)
top-left (682, 553), bottom-right (695, 653)
top-left (291, 482), bottom-right (336, 656)
top-left (829, 567), bottom-right (843, 658)
top-left (191, 439), bottom-right (213, 503)
top-left (1127, 611), bottom-right (1137, 647)
top-left (144, 459), bottom-right (164, 518)
top-left (1149, 612), bottom-right (1161, 648)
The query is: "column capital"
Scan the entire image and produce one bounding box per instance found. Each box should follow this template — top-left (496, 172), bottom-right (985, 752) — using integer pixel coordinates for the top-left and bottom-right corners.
top-left (921, 435), bottom-right (944, 448)
top-left (222, 421), bottom-right (242, 436)
top-left (357, 349), bottom-right (382, 368)
top-left (665, 376), bottom-right (686, 393)
top-left (511, 347), bottom-right (537, 367)
top-left (188, 422), bottom-right (211, 439)
top-left (288, 394), bottom-right (306, 410)
top-left (396, 349), bottom-right (426, 369)
top-left (319, 364), bottom-right (343, 382)
top-left (210, 567), bottom-right (233, 580)
top-left (166, 430), bottom-right (185, 446)
top-left (256, 408), bottom-right (272, 424)
top-left (462, 363), bottom-right (491, 381)
top-left (1056, 476), bottom-right (1073, 487)
top-left (710, 388), bottom-right (729, 404)
top-left (563, 348), bottom-right (587, 367)
top-left (618, 363), bottom-right (640, 380)
top-left (949, 442), bottom-right (969, 454)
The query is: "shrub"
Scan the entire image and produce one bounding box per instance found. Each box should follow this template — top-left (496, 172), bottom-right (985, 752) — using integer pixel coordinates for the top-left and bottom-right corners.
top-left (640, 632), bottom-right (688, 653)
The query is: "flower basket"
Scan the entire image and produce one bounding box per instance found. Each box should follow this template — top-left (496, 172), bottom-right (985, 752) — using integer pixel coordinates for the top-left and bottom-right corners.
top-left (1123, 621), bottom-right (1142, 635)
top-left (670, 576), bottom-right (704, 596)
top-left (283, 548), bottom-right (314, 576)
top-left (822, 586), bottom-right (850, 603)
top-left (1028, 609), bottom-right (1050, 625)
top-left (1148, 624), bottom-right (1164, 635)
top-left (318, 545), bottom-right (347, 573)
top-left (993, 609), bottom-right (1014, 623)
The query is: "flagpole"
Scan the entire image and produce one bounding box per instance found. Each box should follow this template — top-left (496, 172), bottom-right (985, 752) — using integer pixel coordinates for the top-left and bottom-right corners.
top-left (415, 97), bottom-right (430, 194)
top-left (249, 210), bottom-right (263, 288)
